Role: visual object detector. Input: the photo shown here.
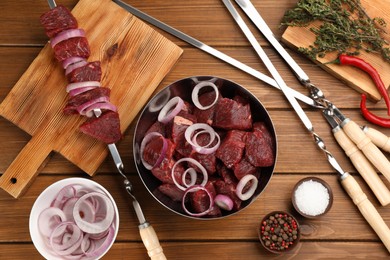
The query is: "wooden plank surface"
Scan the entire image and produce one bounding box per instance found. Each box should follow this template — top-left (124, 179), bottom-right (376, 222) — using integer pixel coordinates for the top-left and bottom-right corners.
top-left (0, 0), bottom-right (182, 198)
top-left (281, 0), bottom-right (390, 101)
top-left (1, 0), bottom-right (390, 258)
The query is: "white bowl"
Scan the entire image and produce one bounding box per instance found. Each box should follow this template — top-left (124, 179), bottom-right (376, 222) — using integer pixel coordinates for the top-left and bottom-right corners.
top-left (29, 177), bottom-right (119, 260)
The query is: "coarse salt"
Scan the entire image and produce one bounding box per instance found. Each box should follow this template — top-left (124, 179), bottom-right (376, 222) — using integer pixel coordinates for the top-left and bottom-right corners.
top-left (294, 179), bottom-right (330, 216)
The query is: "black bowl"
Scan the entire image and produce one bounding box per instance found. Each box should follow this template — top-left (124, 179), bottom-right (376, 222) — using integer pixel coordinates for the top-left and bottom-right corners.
top-left (133, 76), bottom-right (277, 219)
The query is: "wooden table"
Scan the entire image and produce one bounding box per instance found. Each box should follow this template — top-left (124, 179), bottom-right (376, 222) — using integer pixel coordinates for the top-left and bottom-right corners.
top-left (1, 0), bottom-right (390, 258)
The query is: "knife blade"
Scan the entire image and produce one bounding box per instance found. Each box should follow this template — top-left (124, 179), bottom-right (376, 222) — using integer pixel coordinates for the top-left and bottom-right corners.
top-left (111, 0), bottom-right (320, 109)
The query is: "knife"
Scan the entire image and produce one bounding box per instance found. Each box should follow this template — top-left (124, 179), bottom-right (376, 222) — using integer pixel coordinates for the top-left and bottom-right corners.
top-left (47, 1), bottom-right (166, 259)
top-left (222, 0), bottom-right (390, 253)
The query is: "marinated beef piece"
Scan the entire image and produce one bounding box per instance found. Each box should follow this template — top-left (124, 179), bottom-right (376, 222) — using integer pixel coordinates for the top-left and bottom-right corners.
top-left (213, 98), bottom-right (252, 130)
top-left (170, 116), bottom-right (193, 157)
top-left (193, 91), bottom-right (220, 125)
top-left (146, 121), bottom-right (166, 136)
top-left (189, 151), bottom-right (217, 175)
top-left (53, 37), bottom-right (90, 62)
top-left (40, 5), bottom-right (78, 38)
top-left (157, 183), bottom-right (185, 202)
top-left (152, 158), bottom-right (185, 185)
top-left (216, 130), bottom-right (246, 168)
top-left (233, 95), bottom-right (249, 105)
top-left (233, 157), bottom-right (257, 180)
top-left (214, 179), bottom-right (242, 211)
top-left (245, 130), bottom-right (275, 167)
top-left (79, 111), bottom-right (121, 144)
top-left (63, 87), bottom-right (110, 115)
top-left (67, 61), bottom-right (102, 83)
top-left (189, 182), bottom-right (221, 217)
top-left (253, 122), bottom-right (275, 149)
top-left (217, 163), bottom-right (238, 184)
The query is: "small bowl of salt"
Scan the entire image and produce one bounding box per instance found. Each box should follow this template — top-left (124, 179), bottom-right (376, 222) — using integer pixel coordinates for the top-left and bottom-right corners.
top-left (292, 177), bottom-right (333, 218)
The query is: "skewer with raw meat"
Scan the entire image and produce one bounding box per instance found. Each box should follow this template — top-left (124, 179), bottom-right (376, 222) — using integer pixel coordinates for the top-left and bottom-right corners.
top-left (40, 5), bottom-right (121, 144)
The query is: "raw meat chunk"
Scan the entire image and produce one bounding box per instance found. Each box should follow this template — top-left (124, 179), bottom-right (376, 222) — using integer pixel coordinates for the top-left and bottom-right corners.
top-left (63, 87), bottom-right (110, 115)
top-left (146, 121), bottom-right (166, 136)
top-left (233, 157), bottom-right (257, 180)
top-left (157, 183), bottom-right (185, 202)
top-left (40, 5), bottom-right (78, 38)
top-left (253, 122), bottom-right (274, 149)
top-left (213, 98), bottom-right (252, 130)
top-left (214, 179), bottom-right (242, 211)
top-left (170, 116), bottom-right (193, 157)
top-left (188, 182), bottom-right (221, 217)
top-left (193, 91), bottom-right (220, 125)
top-left (67, 61), bottom-right (102, 83)
top-left (189, 151), bottom-right (217, 175)
top-left (53, 37), bottom-right (90, 62)
top-left (79, 111), bottom-right (121, 144)
top-left (216, 130), bottom-right (246, 168)
top-left (142, 135), bottom-right (168, 168)
top-left (245, 130), bottom-right (275, 167)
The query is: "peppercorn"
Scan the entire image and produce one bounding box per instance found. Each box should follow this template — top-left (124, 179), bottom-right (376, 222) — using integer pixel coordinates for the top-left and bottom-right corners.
top-left (260, 212), bottom-right (300, 252)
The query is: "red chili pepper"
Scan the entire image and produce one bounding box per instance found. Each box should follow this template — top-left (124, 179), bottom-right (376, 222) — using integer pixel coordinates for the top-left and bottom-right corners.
top-left (360, 94), bottom-right (390, 127)
top-left (338, 54), bottom-right (390, 116)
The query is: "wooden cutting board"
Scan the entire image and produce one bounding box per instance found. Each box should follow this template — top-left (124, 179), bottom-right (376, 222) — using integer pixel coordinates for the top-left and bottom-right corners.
top-left (281, 0), bottom-right (390, 101)
top-left (0, 0), bottom-right (183, 198)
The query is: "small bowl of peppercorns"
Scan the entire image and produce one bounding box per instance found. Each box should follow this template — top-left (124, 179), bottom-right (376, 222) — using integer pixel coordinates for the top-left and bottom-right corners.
top-left (258, 211), bottom-right (300, 254)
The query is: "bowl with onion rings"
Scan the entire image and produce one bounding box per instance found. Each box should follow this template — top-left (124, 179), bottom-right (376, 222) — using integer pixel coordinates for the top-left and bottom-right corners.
top-left (29, 177), bottom-right (119, 259)
top-left (133, 76), bottom-right (277, 219)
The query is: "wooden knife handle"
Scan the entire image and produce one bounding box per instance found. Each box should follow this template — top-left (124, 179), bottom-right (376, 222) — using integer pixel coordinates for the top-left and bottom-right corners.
top-left (333, 128), bottom-right (390, 206)
top-left (0, 132), bottom-right (52, 198)
top-left (139, 223), bottom-right (167, 260)
top-left (342, 119), bottom-right (390, 183)
top-left (363, 126), bottom-right (390, 153)
top-left (341, 173), bottom-right (390, 253)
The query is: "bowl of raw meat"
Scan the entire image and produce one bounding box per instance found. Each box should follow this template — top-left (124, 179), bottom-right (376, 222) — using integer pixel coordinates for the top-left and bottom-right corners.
top-left (133, 76), bottom-right (277, 219)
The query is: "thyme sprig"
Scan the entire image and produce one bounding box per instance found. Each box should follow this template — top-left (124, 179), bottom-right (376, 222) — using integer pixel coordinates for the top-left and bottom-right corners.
top-left (281, 0), bottom-right (390, 62)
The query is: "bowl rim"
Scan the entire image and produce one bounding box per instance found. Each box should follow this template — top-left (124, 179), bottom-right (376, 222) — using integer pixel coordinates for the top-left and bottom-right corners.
top-left (29, 177), bottom-right (119, 260)
top-left (258, 210), bottom-right (300, 254)
top-left (291, 176), bottom-right (333, 218)
top-left (133, 75), bottom-right (278, 220)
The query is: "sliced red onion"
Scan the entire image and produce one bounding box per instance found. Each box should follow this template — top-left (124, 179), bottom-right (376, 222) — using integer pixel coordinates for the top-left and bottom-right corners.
top-left (171, 158), bottom-right (208, 191)
top-left (69, 86), bottom-right (98, 97)
top-left (65, 60), bottom-right (88, 75)
top-left (181, 168), bottom-right (197, 188)
top-left (38, 207), bottom-right (67, 237)
top-left (84, 225), bottom-right (115, 258)
top-left (191, 81), bottom-right (219, 110)
top-left (73, 192), bottom-right (115, 234)
top-left (62, 197), bottom-right (95, 224)
top-left (235, 174), bottom-right (258, 201)
top-left (157, 96), bottom-right (184, 124)
top-left (62, 57), bottom-right (85, 70)
top-left (49, 222), bottom-right (83, 256)
top-left (182, 185), bottom-right (214, 217)
top-left (76, 96), bottom-right (109, 115)
top-left (50, 29), bottom-right (86, 48)
top-left (66, 81), bottom-right (101, 93)
top-left (214, 194), bottom-right (234, 211)
top-left (140, 132), bottom-right (167, 170)
top-left (184, 123), bottom-right (220, 154)
top-left (51, 185), bottom-right (77, 208)
top-left (83, 101), bottom-right (118, 117)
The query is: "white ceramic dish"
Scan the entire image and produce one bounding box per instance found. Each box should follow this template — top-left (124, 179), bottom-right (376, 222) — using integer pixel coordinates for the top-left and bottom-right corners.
top-left (29, 177), bottom-right (119, 260)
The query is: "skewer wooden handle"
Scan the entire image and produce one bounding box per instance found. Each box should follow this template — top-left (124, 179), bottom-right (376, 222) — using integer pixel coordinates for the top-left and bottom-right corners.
top-left (363, 126), bottom-right (390, 153)
top-left (333, 128), bottom-right (390, 206)
top-left (139, 224), bottom-right (167, 260)
top-left (342, 119), bottom-right (390, 183)
top-left (0, 132), bottom-right (52, 198)
top-left (341, 173), bottom-right (390, 253)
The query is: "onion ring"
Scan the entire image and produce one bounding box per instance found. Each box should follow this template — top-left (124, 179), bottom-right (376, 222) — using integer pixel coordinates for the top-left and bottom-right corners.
top-left (235, 174), bottom-right (258, 201)
top-left (73, 192), bottom-right (115, 234)
top-left (157, 96), bottom-right (184, 124)
top-left (184, 123), bottom-right (220, 154)
top-left (182, 185), bottom-right (214, 217)
top-left (214, 194), bottom-right (234, 211)
top-left (140, 132), bottom-right (167, 170)
top-left (191, 81), bottom-right (219, 110)
top-left (171, 158), bottom-right (208, 191)
top-left (50, 29), bottom-right (86, 48)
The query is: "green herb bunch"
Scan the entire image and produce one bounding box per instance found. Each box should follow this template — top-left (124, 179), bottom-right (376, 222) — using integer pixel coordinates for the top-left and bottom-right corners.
top-left (281, 0), bottom-right (390, 62)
